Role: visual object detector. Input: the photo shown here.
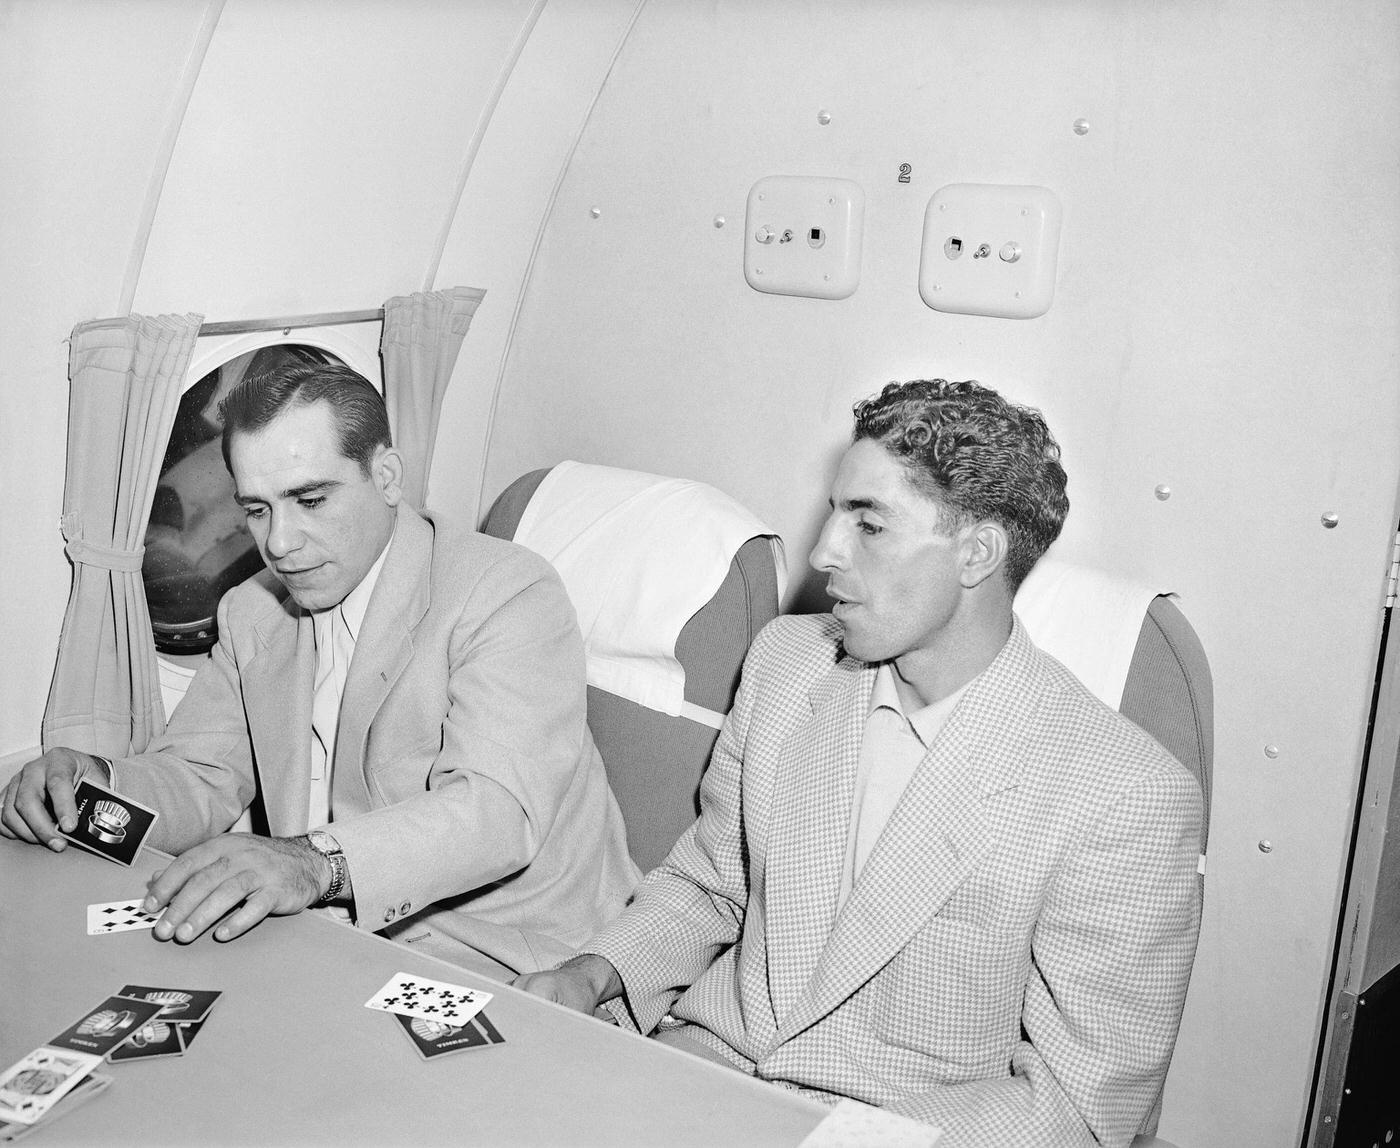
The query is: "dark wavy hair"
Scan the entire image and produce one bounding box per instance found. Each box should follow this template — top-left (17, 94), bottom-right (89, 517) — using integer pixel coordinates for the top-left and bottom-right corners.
top-left (852, 378), bottom-right (1068, 591)
top-left (219, 362), bottom-right (392, 477)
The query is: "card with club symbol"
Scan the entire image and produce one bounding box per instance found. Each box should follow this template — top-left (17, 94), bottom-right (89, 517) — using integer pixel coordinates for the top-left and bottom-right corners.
top-left (363, 972), bottom-right (491, 1027)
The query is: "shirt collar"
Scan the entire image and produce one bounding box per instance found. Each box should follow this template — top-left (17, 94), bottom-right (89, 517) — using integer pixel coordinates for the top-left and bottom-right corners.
top-left (870, 661), bottom-right (970, 749)
top-left (330, 522), bottom-right (395, 643)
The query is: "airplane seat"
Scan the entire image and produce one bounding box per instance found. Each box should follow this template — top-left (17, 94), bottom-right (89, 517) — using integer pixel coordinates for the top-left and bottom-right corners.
top-left (1120, 595), bottom-right (1214, 862)
top-left (1015, 562), bottom-right (1213, 1148)
top-left (1124, 598), bottom-right (1213, 1148)
top-left (480, 464), bottom-right (782, 873)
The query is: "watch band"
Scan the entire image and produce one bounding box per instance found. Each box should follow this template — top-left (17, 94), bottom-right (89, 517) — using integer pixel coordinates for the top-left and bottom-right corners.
top-left (304, 830), bottom-right (347, 905)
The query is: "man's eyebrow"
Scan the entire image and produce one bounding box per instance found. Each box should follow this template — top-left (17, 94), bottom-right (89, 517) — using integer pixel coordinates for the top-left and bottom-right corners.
top-left (830, 496), bottom-right (887, 513)
top-left (234, 480), bottom-right (341, 507)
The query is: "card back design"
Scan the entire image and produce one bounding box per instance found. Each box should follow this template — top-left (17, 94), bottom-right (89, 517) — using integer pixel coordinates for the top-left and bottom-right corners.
top-left (116, 986), bottom-right (221, 1024)
top-left (60, 780), bottom-right (159, 867)
top-left (47, 995), bottom-right (165, 1058)
top-left (393, 1011), bottom-right (505, 1060)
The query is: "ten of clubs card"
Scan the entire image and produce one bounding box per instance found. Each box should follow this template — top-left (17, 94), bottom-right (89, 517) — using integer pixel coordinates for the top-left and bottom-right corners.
top-left (364, 972), bottom-right (491, 1026)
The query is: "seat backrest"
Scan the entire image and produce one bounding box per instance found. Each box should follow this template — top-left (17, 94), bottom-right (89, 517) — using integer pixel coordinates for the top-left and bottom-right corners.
top-left (481, 467), bottom-right (781, 872)
top-left (1120, 596), bottom-right (1214, 857)
top-left (1119, 598), bottom-right (1212, 1144)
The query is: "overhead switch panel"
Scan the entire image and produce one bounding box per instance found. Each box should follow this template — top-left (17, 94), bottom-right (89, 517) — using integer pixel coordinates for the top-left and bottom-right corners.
top-left (744, 176), bottom-right (864, 300)
top-left (919, 184), bottom-right (1061, 319)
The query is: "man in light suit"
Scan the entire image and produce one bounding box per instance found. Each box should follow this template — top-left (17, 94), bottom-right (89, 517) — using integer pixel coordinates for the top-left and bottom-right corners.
top-left (2, 363), bottom-right (638, 976)
top-left (519, 379), bottom-right (1203, 1146)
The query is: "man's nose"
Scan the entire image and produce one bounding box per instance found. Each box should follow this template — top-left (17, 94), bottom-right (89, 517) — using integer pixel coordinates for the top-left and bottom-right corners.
top-left (263, 511), bottom-right (302, 559)
top-left (809, 515), bottom-right (843, 572)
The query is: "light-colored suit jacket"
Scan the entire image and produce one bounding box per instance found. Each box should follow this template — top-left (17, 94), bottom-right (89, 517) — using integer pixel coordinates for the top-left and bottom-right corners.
top-left (116, 505), bottom-right (639, 974)
top-left (589, 613), bottom-right (1202, 1148)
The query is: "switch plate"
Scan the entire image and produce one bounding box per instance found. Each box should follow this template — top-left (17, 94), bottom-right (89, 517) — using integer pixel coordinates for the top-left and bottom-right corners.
top-left (744, 175), bottom-right (864, 300)
top-left (918, 184), bottom-right (1061, 319)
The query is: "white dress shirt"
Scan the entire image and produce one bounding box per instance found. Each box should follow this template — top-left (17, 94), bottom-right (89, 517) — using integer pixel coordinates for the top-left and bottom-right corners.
top-left (838, 663), bottom-right (969, 909)
top-left (308, 534), bottom-right (392, 833)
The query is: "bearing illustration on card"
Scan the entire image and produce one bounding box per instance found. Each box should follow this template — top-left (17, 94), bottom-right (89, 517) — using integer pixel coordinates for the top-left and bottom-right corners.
top-left (363, 972), bottom-right (491, 1026)
top-left (107, 1020), bottom-right (184, 1063)
top-left (116, 986), bottom-right (221, 1025)
top-left (392, 1010), bottom-right (505, 1060)
top-left (47, 995), bottom-right (165, 1058)
top-left (59, 779), bottom-right (159, 867)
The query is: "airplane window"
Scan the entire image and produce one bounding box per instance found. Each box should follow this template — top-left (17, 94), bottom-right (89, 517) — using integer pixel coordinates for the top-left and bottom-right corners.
top-left (143, 344), bottom-right (342, 654)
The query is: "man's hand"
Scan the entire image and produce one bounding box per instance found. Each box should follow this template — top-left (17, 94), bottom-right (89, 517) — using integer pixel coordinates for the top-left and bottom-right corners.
top-left (143, 833), bottom-right (329, 944)
top-left (514, 953), bottom-right (623, 1014)
top-left (0, 748), bottom-right (102, 850)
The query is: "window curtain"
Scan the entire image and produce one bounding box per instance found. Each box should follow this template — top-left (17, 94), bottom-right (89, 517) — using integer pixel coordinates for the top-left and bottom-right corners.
top-left (42, 313), bottom-right (202, 757)
top-left (380, 286), bottom-right (486, 510)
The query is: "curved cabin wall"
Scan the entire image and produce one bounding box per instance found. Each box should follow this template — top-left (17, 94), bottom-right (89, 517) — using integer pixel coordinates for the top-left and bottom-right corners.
top-left (3, 3), bottom-right (1399, 1146)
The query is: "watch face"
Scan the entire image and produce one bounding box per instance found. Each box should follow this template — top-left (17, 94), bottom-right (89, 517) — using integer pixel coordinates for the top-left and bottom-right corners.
top-left (308, 831), bottom-right (340, 855)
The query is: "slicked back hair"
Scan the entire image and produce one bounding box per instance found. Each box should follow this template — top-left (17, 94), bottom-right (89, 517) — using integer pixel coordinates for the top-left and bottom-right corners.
top-left (851, 378), bottom-right (1069, 591)
top-left (219, 362), bottom-right (392, 476)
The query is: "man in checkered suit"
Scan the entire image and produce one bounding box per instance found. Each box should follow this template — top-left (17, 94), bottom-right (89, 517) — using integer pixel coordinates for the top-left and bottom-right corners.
top-left (519, 379), bottom-right (1203, 1147)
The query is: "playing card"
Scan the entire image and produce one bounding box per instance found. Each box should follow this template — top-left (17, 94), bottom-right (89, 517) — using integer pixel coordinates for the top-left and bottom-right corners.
top-left (0, 1071), bottom-right (110, 1141)
top-left (86, 900), bottom-right (160, 936)
top-left (363, 971), bottom-right (491, 1026)
top-left (175, 1019), bottom-right (207, 1052)
top-left (60, 779), bottom-right (159, 867)
top-left (0, 1048), bottom-right (103, 1126)
top-left (392, 1010), bottom-right (505, 1060)
top-left (107, 1020), bottom-right (184, 1063)
top-left (47, 994), bottom-right (165, 1057)
top-left (116, 985), bottom-right (221, 1024)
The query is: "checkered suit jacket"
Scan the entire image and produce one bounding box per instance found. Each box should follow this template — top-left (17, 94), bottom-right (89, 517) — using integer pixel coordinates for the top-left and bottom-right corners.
top-left (589, 612), bottom-right (1202, 1148)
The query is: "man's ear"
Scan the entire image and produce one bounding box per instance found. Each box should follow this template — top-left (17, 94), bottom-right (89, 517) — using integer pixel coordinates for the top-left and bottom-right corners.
top-left (372, 445), bottom-right (405, 508)
top-left (960, 521), bottom-right (1008, 589)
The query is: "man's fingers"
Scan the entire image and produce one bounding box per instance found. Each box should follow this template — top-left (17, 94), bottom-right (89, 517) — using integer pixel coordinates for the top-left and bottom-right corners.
top-left (44, 770), bottom-right (80, 835)
top-left (149, 848), bottom-right (232, 938)
top-left (156, 860), bottom-right (255, 943)
top-left (0, 781), bottom-right (41, 844)
top-left (12, 769), bottom-right (63, 848)
top-left (212, 890), bottom-right (278, 942)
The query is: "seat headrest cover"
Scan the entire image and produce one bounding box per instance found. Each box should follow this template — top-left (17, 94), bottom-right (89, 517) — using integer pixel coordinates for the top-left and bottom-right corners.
top-left (1014, 557), bottom-right (1168, 709)
top-left (513, 460), bottom-right (787, 717)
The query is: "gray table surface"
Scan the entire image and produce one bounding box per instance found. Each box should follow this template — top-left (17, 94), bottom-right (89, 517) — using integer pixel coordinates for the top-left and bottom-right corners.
top-left (0, 836), bottom-right (827, 1146)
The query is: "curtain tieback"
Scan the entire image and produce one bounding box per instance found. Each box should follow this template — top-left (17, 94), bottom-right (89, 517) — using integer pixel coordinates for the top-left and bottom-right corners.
top-left (64, 538), bottom-right (146, 572)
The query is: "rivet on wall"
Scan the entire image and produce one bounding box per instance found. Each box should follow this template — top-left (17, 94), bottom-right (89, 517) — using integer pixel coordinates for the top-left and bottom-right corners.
top-left (1321, 512), bottom-right (1340, 529)
top-left (1154, 484), bottom-right (1172, 501)
top-left (713, 215), bottom-right (726, 229)
top-left (589, 206), bottom-right (602, 219)
top-left (1264, 745), bottom-right (1281, 759)
top-left (1073, 118), bottom-right (1091, 136)
top-left (1258, 840), bottom-right (1274, 854)
top-left (817, 109), bottom-right (832, 125)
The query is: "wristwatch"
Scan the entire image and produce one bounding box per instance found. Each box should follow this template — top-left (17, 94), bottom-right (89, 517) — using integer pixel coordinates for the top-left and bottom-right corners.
top-left (304, 829), bottom-right (347, 906)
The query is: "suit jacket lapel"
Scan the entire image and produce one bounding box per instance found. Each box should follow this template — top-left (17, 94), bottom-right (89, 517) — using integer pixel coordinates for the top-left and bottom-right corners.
top-left (764, 655), bottom-right (871, 1024)
top-left (242, 597), bottom-right (317, 837)
top-left (770, 619), bottom-right (1044, 1047)
top-left (332, 506), bottom-right (432, 815)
